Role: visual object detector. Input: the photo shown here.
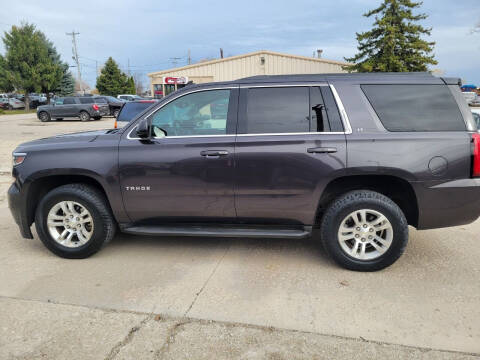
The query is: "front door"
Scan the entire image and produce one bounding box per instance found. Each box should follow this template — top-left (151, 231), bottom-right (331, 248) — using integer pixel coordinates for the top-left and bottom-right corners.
top-left (119, 87), bottom-right (238, 224)
top-left (234, 85), bottom-right (347, 225)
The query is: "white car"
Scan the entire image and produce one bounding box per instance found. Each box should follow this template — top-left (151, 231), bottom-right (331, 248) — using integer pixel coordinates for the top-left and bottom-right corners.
top-left (471, 107), bottom-right (480, 130)
top-left (6, 97), bottom-right (25, 110)
top-left (117, 94), bottom-right (143, 101)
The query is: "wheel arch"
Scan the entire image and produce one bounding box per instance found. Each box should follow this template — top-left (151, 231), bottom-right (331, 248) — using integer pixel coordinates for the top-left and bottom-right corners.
top-left (24, 173), bottom-right (113, 228)
top-left (316, 175), bottom-right (419, 228)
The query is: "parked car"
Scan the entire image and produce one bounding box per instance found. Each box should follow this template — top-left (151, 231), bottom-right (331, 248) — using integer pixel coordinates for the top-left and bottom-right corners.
top-left (36, 96), bottom-right (109, 122)
top-left (7, 97), bottom-right (25, 110)
top-left (462, 91), bottom-right (478, 105)
top-left (114, 100), bottom-right (157, 128)
top-left (8, 73), bottom-right (480, 271)
top-left (471, 107), bottom-right (480, 130)
top-left (117, 94), bottom-right (143, 102)
top-left (94, 95), bottom-right (124, 117)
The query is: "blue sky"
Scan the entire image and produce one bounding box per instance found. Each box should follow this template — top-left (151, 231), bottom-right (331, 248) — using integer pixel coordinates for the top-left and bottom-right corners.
top-left (0, 0), bottom-right (479, 88)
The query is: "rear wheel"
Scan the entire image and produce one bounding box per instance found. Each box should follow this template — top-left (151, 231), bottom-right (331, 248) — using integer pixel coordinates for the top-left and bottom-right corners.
top-left (38, 111), bottom-right (51, 122)
top-left (79, 111), bottom-right (90, 122)
top-left (35, 184), bottom-right (116, 258)
top-left (319, 190), bottom-right (408, 271)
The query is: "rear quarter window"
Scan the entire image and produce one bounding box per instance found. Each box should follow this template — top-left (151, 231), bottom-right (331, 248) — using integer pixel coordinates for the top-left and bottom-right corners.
top-left (361, 84), bottom-right (466, 132)
top-left (117, 102), bottom-right (154, 122)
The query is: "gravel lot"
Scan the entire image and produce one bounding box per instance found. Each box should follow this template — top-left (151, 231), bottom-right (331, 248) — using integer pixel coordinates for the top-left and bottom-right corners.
top-left (0, 113), bottom-right (479, 359)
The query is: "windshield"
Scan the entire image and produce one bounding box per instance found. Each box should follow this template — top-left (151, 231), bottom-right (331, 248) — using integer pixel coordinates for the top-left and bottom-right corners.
top-left (117, 102), bottom-right (155, 122)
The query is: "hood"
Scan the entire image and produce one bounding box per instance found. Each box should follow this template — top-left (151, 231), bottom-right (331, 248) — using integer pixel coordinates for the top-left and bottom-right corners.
top-left (14, 129), bottom-right (119, 152)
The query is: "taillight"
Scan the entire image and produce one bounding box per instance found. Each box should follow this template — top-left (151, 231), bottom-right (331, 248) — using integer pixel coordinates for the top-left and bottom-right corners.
top-left (472, 133), bottom-right (480, 178)
top-left (92, 104), bottom-right (99, 111)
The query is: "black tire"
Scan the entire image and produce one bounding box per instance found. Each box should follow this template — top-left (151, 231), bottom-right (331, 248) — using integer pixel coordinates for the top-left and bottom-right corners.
top-left (35, 184), bottom-right (116, 259)
top-left (93, 116), bottom-right (101, 120)
top-left (113, 109), bottom-right (120, 118)
top-left (55, 118), bottom-right (63, 121)
top-left (38, 111), bottom-right (51, 122)
top-left (319, 190), bottom-right (408, 271)
top-left (79, 111), bottom-right (90, 122)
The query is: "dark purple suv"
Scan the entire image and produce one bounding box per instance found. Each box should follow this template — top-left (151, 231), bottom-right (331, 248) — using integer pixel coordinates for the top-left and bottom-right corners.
top-left (8, 73), bottom-right (480, 271)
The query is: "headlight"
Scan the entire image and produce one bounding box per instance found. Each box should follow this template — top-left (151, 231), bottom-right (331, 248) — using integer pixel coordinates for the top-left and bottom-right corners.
top-left (12, 152), bottom-right (27, 166)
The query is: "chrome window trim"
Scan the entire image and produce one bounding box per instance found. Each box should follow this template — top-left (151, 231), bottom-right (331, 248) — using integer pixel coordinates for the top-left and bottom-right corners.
top-left (126, 83), bottom-right (353, 139)
top-left (329, 84), bottom-right (352, 134)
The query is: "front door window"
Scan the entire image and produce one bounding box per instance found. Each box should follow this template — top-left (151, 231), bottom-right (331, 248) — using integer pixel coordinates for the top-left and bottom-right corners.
top-left (150, 90), bottom-right (230, 137)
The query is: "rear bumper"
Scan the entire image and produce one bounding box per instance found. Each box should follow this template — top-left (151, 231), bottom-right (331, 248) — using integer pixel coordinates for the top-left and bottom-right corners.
top-left (7, 183), bottom-right (33, 239)
top-left (415, 179), bottom-right (480, 229)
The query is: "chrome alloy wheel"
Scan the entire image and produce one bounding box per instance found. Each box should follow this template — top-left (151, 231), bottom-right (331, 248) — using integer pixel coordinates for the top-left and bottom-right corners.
top-left (47, 201), bottom-right (94, 248)
top-left (337, 209), bottom-right (393, 260)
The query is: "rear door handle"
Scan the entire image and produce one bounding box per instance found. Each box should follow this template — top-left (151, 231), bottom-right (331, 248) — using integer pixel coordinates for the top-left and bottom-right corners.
top-left (200, 150), bottom-right (229, 157)
top-left (307, 147), bottom-right (337, 154)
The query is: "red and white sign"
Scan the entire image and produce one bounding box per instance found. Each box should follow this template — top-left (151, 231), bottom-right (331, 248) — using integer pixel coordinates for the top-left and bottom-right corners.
top-left (163, 76), bottom-right (189, 85)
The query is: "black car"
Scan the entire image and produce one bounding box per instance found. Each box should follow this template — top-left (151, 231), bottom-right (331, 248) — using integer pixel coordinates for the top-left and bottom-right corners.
top-left (36, 97), bottom-right (110, 122)
top-left (8, 73), bottom-right (480, 271)
top-left (114, 100), bottom-right (157, 128)
top-left (95, 96), bottom-right (125, 117)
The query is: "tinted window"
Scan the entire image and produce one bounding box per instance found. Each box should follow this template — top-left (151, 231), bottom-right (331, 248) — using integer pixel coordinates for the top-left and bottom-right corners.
top-left (150, 90), bottom-right (230, 136)
top-left (472, 112), bottom-right (480, 130)
top-left (55, 98), bottom-right (64, 105)
top-left (63, 97), bottom-right (76, 104)
top-left (320, 87), bottom-right (344, 132)
top-left (79, 97), bottom-right (94, 104)
top-left (117, 102), bottom-right (155, 122)
top-left (362, 85), bottom-right (466, 132)
top-left (245, 87), bottom-right (309, 134)
top-left (106, 96), bottom-right (121, 103)
top-left (94, 97), bottom-right (107, 103)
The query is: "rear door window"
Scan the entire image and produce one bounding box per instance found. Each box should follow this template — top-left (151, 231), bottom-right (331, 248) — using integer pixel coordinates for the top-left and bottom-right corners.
top-left (79, 97), bottom-right (94, 104)
top-left (63, 97), bottom-right (76, 105)
top-left (242, 87), bottom-right (310, 134)
top-left (361, 84), bottom-right (466, 131)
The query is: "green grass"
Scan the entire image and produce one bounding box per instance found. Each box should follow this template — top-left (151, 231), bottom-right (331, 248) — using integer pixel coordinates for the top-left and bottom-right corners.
top-left (0, 109), bottom-right (37, 115)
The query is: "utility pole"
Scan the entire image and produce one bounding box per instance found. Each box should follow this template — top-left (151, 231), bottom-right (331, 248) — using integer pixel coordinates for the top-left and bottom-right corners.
top-left (127, 58), bottom-right (130, 76)
top-left (188, 49), bottom-right (191, 65)
top-left (220, 48), bottom-right (224, 59)
top-left (66, 30), bottom-right (83, 94)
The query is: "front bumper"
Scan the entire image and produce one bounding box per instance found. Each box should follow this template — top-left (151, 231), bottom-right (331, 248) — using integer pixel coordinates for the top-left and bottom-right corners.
top-left (8, 183), bottom-right (33, 239)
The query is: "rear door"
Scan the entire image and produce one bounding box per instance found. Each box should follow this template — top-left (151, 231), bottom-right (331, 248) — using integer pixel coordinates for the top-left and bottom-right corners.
top-left (234, 84), bottom-right (347, 225)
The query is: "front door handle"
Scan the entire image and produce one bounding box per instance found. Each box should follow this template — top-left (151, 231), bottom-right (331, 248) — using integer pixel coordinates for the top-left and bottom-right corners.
top-left (200, 150), bottom-right (229, 157)
top-left (307, 147), bottom-right (337, 154)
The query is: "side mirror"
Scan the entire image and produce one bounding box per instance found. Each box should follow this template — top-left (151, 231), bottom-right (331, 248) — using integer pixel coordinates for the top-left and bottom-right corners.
top-left (136, 119), bottom-right (150, 139)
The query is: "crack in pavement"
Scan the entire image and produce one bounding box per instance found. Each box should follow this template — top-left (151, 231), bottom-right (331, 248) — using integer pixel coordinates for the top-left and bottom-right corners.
top-left (104, 315), bottom-right (152, 360)
top-left (1, 295), bottom-right (478, 357)
top-left (183, 244), bottom-right (230, 317)
top-left (154, 320), bottom-right (192, 359)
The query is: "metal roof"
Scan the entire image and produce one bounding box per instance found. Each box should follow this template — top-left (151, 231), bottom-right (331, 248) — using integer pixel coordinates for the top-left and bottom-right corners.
top-left (147, 50), bottom-right (349, 77)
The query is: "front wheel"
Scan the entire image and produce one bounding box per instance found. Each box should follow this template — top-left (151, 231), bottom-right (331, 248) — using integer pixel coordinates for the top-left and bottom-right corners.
top-left (319, 190), bottom-right (408, 271)
top-left (35, 184), bottom-right (116, 258)
top-left (38, 111), bottom-right (51, 122)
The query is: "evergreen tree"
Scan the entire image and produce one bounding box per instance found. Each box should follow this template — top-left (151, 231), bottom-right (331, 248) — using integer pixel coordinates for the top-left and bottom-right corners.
top-left (59, 63), bottom-right (75, 96)
top-left (96, 57), bottom-right (129, 96)
top-left (126, 76), bottom-right (136, 94)
top-left (2, 23), bottom-right (63, 110)
top-left (38, 32), bottom-right (64, 101)
top-left (0, 55), bottom-right (14, 92)
top-left (344, 0), bottom-right (437, 72)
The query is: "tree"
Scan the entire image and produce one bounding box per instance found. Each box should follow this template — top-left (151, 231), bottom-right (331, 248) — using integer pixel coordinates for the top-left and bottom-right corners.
top-left (0, 55), bottom-right (14, 92)
top-left (59, 63), bottom-right (75, 96)
top-left (1, 23), bottom-right (63, 110)
top-left (96, 57), bottom-right (130, 96)
top-left (126, 76), bottom-right (136, 94)
top-left (344, 0), bottom-right (437, 72)
top-left (38, 33), bottom-right (65, 102)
